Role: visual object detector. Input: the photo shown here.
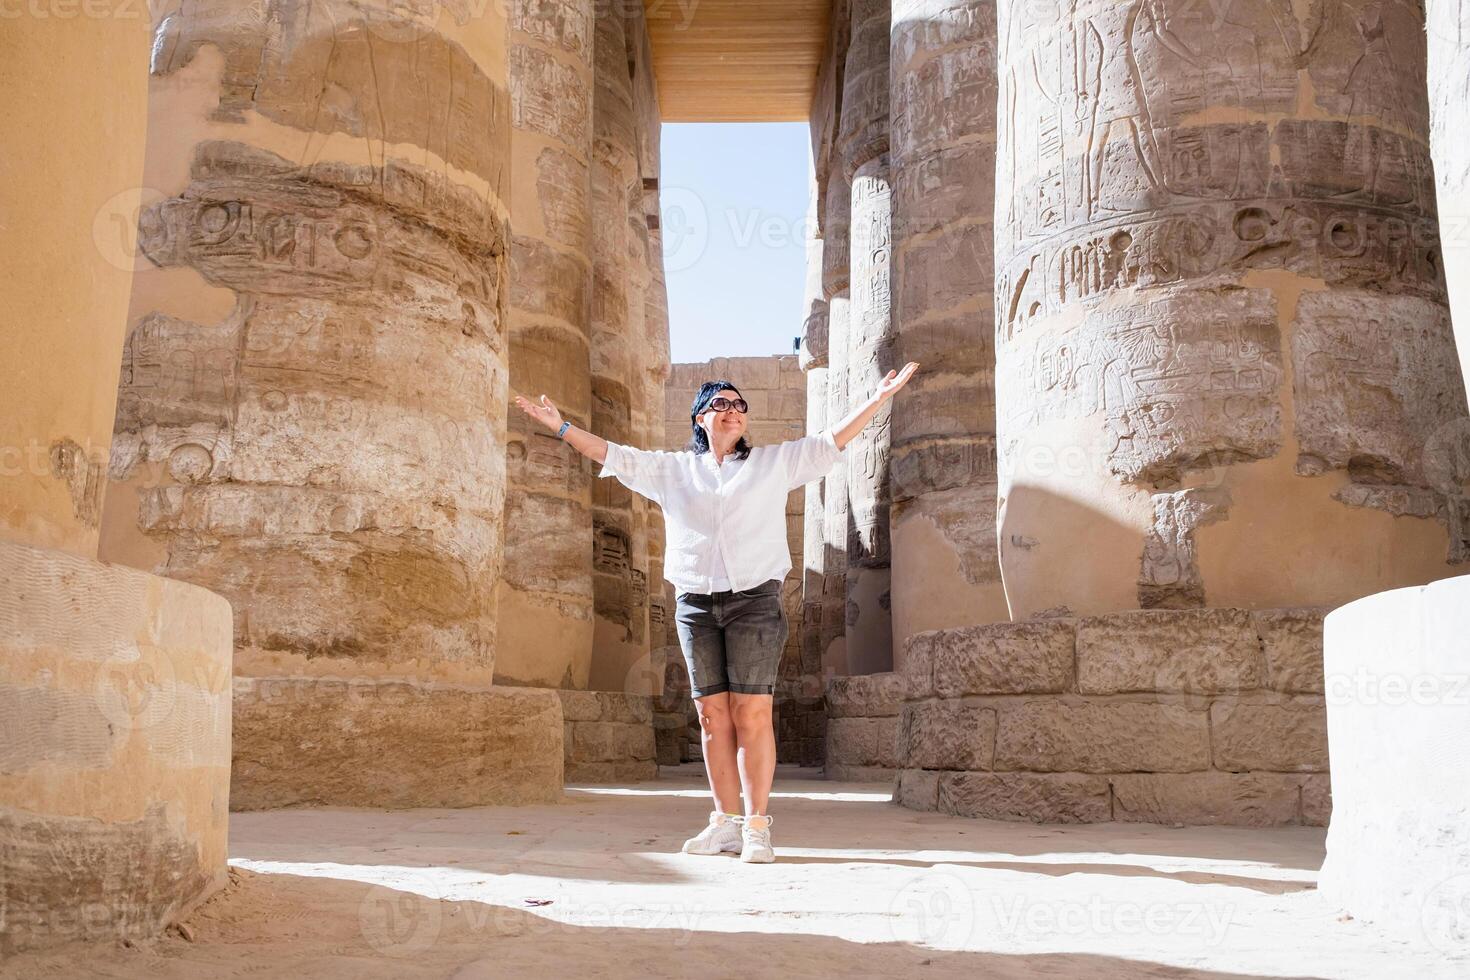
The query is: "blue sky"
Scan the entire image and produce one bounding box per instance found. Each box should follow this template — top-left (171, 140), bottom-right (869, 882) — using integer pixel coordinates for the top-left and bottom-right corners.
top-left (659, 123), bottom-right (812, 364)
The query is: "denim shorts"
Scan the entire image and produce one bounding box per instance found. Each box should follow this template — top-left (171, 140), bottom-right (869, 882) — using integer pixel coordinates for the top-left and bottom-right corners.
top-left (674, 579), bottom-right (787, 698)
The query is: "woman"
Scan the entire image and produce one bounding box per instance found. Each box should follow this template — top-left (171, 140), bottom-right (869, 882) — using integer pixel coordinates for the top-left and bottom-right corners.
top-left (514, 360), bottom-right (919, 863)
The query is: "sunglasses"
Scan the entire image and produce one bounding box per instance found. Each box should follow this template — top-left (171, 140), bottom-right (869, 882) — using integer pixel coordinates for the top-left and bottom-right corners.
top-left (702, 396), bottom-right (748, 415)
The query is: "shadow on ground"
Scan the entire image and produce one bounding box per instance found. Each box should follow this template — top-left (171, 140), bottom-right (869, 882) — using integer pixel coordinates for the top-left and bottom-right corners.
top-left (0, 868), bottom-right (1293, 980)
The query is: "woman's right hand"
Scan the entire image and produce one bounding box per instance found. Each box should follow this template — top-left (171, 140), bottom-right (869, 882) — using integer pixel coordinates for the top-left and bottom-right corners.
top-left (514, 393), bottom-right (564, 433)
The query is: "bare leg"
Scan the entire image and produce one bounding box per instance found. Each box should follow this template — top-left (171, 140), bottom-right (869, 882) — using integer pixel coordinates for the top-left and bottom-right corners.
top-left (694, 693), bottom-right (741, 813)
top-left (730, 693), bottom-right (776, 816)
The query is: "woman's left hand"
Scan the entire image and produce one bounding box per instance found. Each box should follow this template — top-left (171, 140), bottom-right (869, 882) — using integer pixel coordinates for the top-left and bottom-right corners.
top-left (876, 362), bottom-right (920, 401)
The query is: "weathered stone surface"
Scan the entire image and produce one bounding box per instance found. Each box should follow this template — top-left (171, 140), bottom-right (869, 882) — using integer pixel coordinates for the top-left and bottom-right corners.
top-left (1211, 697), bottom-right (1329, 773)
top-left (826, 672), bottom-right (906, 717)
top-left (993, 0), bottom-right (1469, 621)
top-left (939, 772), bottom-right (1112, 824)
top-left (1111, 773), bottom-right (1305, 827)
top-left (0, 804), bottom-right (214, 957)
top-left (838, 0), bottom-right (890, 176)
top-left (1301, 773), bottom-right (1332, 828)
top-left (559, 690), bottom-right (658, 783)
top-left (994, 698), bottom-right (1210, 773)
top-left (0, 541), bottom-right (234, 955)
top-left (900, 699), bottom-right (995, 771)
top-left (559, 690), bottom-right (654, 725)
top-left (569, 720), bottom-right (655, 764)
top-left (103, 7), bottom-right (516, 689)
top-left (1254, 608), bottom-right (1327, 694)
top-left (895, 768), bottom-right (941, 810)
top-left (231, 680), bottom-right (563, 809)
top-left (901, 628), bottom-right (938, 700)
top-left (1076, 609), bottom-right (1264, 695)
top-left (826, 715), bottom-right (900, 769)
top-left (927, 620), bottom-right (1075, 696)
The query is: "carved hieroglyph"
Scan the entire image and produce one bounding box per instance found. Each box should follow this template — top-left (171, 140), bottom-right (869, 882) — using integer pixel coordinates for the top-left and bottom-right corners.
top-left (994, 0), bottom-right (1470, 618)
top-left (102, 3), bottom-right (513, 682)
top-left (889, 0), bottom-right (1008, 657)
top-left (499, 0), bottom-right (597, 689)
top-left (846, 155), bottom-right (897, 674)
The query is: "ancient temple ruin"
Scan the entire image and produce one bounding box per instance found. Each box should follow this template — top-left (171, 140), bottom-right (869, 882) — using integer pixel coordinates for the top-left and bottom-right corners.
top-left (3, 0), bottom-right (1469, 967)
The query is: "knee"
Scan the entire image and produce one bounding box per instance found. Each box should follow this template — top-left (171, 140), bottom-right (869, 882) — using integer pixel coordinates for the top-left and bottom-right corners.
top-left (731, 698), bottom-right (772, 735)
top-left (696, 702), bottom-right (733, 738)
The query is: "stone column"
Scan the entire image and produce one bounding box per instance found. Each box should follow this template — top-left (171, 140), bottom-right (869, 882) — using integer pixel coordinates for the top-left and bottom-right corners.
top-left (799, 206), bottom-right (832, 705)
top-left (797, 255), bottom-right (833, 764)
top-left (588, 3), bottom-right (649, 689)
top-left (1430, 0), bottom-right (1470, 388)
top-left (840, 0), bottom-right (896, 674)
top-left (101, 2), bottom-right (562, 807)
top-left (888, 0), bottom-right (1008, 655)
top-left (499, 0), bottom-right (597, 689)
top-left (1, 11), bottom-right (232, 952)
top-left (641, 183), bottom-right (676, 695)
top-left (994, 0), bottom-right (1469, 620)
top-left (822, 166), bottom-right (854, 677)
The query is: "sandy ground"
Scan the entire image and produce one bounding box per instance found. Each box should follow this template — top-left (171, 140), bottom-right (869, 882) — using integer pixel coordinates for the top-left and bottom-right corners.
top-left (5, 765), bottom-right (1464, 979)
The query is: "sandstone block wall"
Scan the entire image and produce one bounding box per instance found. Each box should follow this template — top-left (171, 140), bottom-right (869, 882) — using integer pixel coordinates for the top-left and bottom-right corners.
top-left (559, 690), bottom-right (657, 783)
top-left (653, 646), bottom-right (702, 765)
top-left (825, 673), bottom-right (905, 780)
top-left (232, 681), bottom-right (563, 809)
top-left (893, 608), bottom-right (1331, 826)
top-left (993, 0), bottom-right (1469, 620)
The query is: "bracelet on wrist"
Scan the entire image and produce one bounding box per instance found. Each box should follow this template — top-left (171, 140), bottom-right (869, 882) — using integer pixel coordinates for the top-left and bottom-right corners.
top-left (557, 421), bottom-right (572, 439)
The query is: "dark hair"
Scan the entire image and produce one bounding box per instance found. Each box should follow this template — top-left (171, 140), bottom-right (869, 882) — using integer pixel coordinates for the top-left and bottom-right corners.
top-left (688, 379), bottom-right (753, 458)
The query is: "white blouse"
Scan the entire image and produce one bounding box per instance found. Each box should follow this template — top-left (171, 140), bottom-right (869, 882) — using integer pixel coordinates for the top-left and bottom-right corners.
top-left (598, 431), bottom-right (844, 595)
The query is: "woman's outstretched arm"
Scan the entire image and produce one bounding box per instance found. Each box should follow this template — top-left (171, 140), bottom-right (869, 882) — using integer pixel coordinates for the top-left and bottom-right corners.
top-left (830, 361), bottom-right (920, 450)
top-left (513, 394), bottom-right (607, 464)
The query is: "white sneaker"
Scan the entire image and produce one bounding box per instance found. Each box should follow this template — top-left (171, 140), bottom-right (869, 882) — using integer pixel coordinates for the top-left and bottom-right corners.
top-left (739, 814), bottom-right (775, 864)
top-left (682, 811), bottom-right (743, 856)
